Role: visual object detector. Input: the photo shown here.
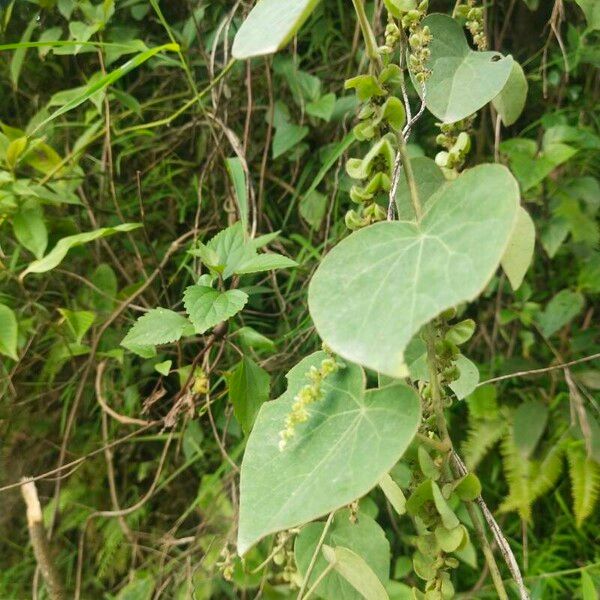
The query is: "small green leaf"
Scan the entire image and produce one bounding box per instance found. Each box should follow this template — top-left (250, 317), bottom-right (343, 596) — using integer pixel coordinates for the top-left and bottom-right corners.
top-left (295, 510), bottom-right (390, 600)
top-left (225, 157), bottom-right (249, 235)
top-left (232, 0), bottom-right (321, 59)
top-left (434, 525), bottom-right (466, 553)
top-left (416, 14), bottom-right (513, 123)
top-left (575, 0), bottom-right (600, 30)
top-left (306, 93), bottom-right (336, 121)
top-left (513, 400), bottom-right (548, 459)
top-left (501, 207), bottom-right (535, 290)
top-left (21, 223), bottom-right (141, 277)
top-left (300, 190), bottom-right (327, 229)
top-left (6, 136), bottom-right (28, 169)
top-left (0, 304), bottom-right (18, 361)
top-left (58, 309), bottom-right (95, 343)
top-left (155, 360), bottom-right (172, 376)
top-left (492, 62), bottom-right (528, 126)
top-left (183, 286), bottom-right (248, 334)
top-left (449, 355), bottom-right (480, 401)
top-left (431, 482), bottom-right (459, 529)
top-left (272, 121), bottom-right (309, 158)
top-left (121, 308), bottom-right (194, 351)
top-left (445, 320), bottom-right (476, 346)
top-left (581, 570), bottom-right (597, 600)
top-left (379, 473), bottom-right (407, 515)
top-left (321, 545), bottom-right (390, 600)
top-left (12, 201), bottom-right (48, 259)
top-left (237, 353), bottom-right (421, 554)
top-left (228, 357), bottom-right (270, 435)
top-left (538, 289), bottom-right (585, 338)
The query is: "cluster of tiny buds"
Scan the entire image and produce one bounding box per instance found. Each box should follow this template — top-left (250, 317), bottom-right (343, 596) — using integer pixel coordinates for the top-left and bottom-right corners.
top-left (456, 1), bottom-right (487, 50)
top-left (278, 354), bottom-right (343, 451)
top-left (404, 1), bottom-right (432, 83)
top-left (379, 19), bottom-right (401, 56)
top-left (217, 545), bottom-right (235, 581)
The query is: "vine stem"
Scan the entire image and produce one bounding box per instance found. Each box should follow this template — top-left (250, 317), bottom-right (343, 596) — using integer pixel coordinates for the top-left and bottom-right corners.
top-left (397, 133), bottom-right (423, 220)
top-left (351, 0), bottom-right (383, 69)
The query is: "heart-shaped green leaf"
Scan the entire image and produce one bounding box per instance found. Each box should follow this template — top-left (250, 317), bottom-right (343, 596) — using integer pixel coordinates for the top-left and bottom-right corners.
top-left (308, 164), bottom-right (519, 378)
top-left (492, 61), bottom-right (528, 126)
top-left (295, 510), bottom-right (390, 600)
top-left (232, 0), bottom-right (321, 60)
top-left (237, 353), bottom-right (420, 554)
top-left (415, 14), bottom-right (513, 123)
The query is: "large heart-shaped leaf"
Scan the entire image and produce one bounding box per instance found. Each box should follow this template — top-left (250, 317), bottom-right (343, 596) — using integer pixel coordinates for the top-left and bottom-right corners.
top-left (416, 14), bottom-right (513, 123)
top-left (308, 164), bottom-right (519, 378)
top-left (237, 353), bottom-right (420, 555)
top-left (232, 0), bottom-right (321, 60)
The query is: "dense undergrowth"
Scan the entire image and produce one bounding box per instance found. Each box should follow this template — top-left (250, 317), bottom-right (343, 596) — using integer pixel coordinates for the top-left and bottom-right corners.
top-left (0, 0), bottom-right (599, 598)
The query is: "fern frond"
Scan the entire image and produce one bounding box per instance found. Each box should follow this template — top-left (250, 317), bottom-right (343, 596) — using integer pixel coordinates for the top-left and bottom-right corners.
top-left (530, 444), bottom-right (564, 499)
top-left (567, 446), bottom-right (600, 527)
top-left (462, 418), bottom-right (507, 471)
top-left (499, 433), bottom-right (533, 521)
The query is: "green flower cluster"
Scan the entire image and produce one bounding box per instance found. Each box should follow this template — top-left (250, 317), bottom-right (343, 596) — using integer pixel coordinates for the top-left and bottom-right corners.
top-left (406, 447), bottom-right (482, 599)
top-left (278, 355), bottom-right (342, 451)
top-left (343, 67), bottom-right (406, 230)
top-left (456, 1), bottom-right (487, 50)
top-left (434, 118), bottom-right (475, 179)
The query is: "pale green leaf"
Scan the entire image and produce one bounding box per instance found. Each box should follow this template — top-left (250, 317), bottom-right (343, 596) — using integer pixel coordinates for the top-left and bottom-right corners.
top-left (379, 473), bottom-right (406, 515)
top-left (121, 308), bottom-right (194, 350)
top-left (228, 357), bottom-right (270, 435)
top-left (225, 157), bottom-right (249, 235)
top-left (501, 206), bottom-right (535, 290)
top-left (21, 223), bottom-right (141, 277)
top-left (306, 93), bottom-right (336, 121)
top-left (58, 309), bottom-right (95, 343)
top-left (235, 253), bottom-right (297, 275)
top-left (449, 355), bottom-right (480, 401)
top-left (183, 285), bottom-right (248, 334)
top-left (416, 14), bottom-right (513, 123)
top-left (155, 360), bottom-right (172, 376)
top-left (538, 289), bottom-right (585, 338)
top-left (581, 570), bottom-right (597, 600)
top-left (492, 61), bottom-right (528, 126)
top-left (309, 165), bottom-right (520, 378)
top-left (321, 545), bottom-right (390, 600)
top-left (575, 0), bottom-right (600, 30)
top-left (0, 304), bottom-right (18, 361)
top-left (232, 0), bottom-right (321, 59)
top-left (237, 353), bottom-right (421, 554)
top-left (300, 190), bottom-right (327, 229)
top-left (295, 509), bottom-right (390, 600)
top-left (513, 400), bottom-right (548, 459)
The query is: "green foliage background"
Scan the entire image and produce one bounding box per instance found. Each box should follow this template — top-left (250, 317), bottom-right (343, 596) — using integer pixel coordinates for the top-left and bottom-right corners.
top-left (0, 0), bottom-right (599, 598)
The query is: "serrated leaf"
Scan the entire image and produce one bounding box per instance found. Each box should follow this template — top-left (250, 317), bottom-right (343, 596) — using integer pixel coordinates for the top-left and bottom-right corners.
top-left (232, 0), bottom-right (321, 59)
top-left (501, 206), bottom-right (535, 290)
top-left (415, 14), bottom-right (513, 123)
top-left (0, 304), bottom-right (18, 361)
top-left (322, 545), bottom-right (390, 600)
top-left (237, 353), bottom-right (421, 554)
top-left (493, 61), bottom-right (528, 126)
top-left (295, 510), bottom-right (390, 600)
top-left (228, 357), bottom-right (270, 435)
top-left (21, 223), bottom-right (141, 277)
top-left (235, 253), bottom-right (297, 274)
top-left (121, 308), bottom-right (194, 351)
top-left (183, 286), bottom-right (248, 334)
top-left (309, 164), bottom-right (519, 378)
